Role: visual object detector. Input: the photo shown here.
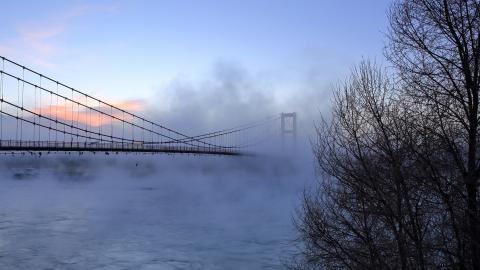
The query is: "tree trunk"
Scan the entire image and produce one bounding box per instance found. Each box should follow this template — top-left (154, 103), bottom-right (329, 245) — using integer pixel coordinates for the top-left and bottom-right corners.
top-left (466, 178), bottom-right (479, 269)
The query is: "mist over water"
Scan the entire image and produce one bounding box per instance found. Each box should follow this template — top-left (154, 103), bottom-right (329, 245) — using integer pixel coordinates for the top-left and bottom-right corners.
top-left (0, 52), bottom-right (321, 269)
top-left (0, 151), bottom-right (314, 269)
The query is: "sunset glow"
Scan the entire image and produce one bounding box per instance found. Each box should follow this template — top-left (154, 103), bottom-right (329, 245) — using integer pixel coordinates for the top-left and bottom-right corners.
top-left (33, 99), bottom-right (145, 127)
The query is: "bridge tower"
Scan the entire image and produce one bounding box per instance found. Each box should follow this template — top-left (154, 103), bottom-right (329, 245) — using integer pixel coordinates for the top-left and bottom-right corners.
top-left (280, 112), bottom-right (297, 149)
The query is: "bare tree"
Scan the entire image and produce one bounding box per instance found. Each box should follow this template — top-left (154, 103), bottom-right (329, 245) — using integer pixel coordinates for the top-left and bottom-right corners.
top-left (295, 62), bottom-right (432, 269)
top-left (293, 1), bottom-right (480, 269)
top-left (293, 60), bottom-right (474, 269)
top-left (387, 0), bottom-right (480, 268)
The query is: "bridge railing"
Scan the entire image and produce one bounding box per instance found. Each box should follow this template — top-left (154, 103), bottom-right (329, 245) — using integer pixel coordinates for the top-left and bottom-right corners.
top-left (0, 139), bottom-right (235, 154)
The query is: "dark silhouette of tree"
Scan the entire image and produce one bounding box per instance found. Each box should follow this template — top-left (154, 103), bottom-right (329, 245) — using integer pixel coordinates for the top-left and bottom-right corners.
top-left (293, 1), bottom-right (480, 269)
top-left (295, 62), bottom-right (442, 269)
top-left (388, 0), bottom-right (480, 268)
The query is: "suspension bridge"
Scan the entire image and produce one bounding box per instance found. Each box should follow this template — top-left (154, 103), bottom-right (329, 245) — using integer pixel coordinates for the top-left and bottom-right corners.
top-left (0, 56), bottom-right (285, 156)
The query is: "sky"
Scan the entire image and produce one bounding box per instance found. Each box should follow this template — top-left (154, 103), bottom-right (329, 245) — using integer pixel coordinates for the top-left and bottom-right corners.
top-left (0, 0), bottom-right (392, 134)
top-left (0, 1), bottom-right (398, 186)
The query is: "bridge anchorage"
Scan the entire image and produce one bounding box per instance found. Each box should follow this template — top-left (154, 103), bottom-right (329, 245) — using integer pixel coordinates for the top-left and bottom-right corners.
top-left (0, 56), bottom-right (283, 156)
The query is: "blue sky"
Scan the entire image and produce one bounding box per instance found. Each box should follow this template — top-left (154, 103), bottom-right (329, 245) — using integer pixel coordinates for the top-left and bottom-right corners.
top-left (0, 0), bottom-right (391, 106)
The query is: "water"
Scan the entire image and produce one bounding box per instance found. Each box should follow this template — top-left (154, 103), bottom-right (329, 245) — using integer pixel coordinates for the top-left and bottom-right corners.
top-left (0, 155), bottom-right (308, 269)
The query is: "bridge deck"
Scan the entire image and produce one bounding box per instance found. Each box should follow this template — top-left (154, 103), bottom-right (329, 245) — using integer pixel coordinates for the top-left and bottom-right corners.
top-left (0, 141), bottom-right (241, 156)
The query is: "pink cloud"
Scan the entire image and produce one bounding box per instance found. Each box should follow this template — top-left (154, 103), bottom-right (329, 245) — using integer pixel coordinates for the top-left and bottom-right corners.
top-left (20, 25), bottom-right (64, 55)
top-left (34, 99), bottom-right (145, 127)
top-left (0, 24), bottom-right (64, 69)
top-left (0, 3), bottom-right (121, 69)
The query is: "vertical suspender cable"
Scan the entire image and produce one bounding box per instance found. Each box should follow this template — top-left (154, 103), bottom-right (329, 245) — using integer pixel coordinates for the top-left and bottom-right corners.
top-left (56, 82), bottom-right (59, 143)
top-left (49, 80), bottom-right (52, 143)
top-left (110, 106), bottom-right (113, 143)
top-left (85, 94), bottom-right (88, 144)
top-left (39, 75), bottom-right (42, 143)
top-left (16, 78), bottom-right (19, 143)
top-left (64, 97), bottom-right (67, 142)
top-left (0, 58), bottom-right (3, 143)
top-left (87, 98), bottom-right (95, 140)
top-left (21, 68), bottom-right (24, 143)
top-left (87, 96), bottom-right (90, 141)
top-left (77, 99), bottom-right (80, 142)
top-left (98, 100), bottom-right (101, 142)
top-left (33, 85), bottom-right (36, 142)
top-left (71, 88), bottom-right (74, 143)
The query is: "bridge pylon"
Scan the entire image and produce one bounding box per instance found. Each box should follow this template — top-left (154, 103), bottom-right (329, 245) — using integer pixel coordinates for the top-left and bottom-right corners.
top-left (280, 112), bottom-right (296, 150)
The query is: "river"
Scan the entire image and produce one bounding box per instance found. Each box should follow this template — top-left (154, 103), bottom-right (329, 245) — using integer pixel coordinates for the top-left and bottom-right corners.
top-left (0, 154), bottom-right (311, 269)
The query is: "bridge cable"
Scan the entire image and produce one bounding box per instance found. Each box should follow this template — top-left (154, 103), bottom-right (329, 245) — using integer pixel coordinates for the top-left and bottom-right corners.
top-left (56, 82), bottom-right (59, 142)
top-left (21, 68), bottom-right (24, 144)
top-left (16, 78), bottom-right (19, 142)
top-left (2, 68), bottom-right (279, 150)
top-left (0, 56), bottom-right (280, 152)
top-left (0, 57), bottom-right (230, 148)
top-left (49, 76), bottom-right (52, 142)
top-left (0, 59), bottom-right (5, 143)
top-left (0, 57), bottom-right (3, 142)
top-left (39, 75), bottom-right (42, 143)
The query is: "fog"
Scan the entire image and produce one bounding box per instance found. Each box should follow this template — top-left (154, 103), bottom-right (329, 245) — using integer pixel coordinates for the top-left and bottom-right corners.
top-left (0, 59), bottom-right (323, 269)
top-left (145, 61), bottom-right (326, 135)
top-left (0, 151), bottom-right (315, 269)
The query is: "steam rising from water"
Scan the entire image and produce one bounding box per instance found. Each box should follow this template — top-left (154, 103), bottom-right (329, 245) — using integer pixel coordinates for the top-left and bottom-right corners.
top-left (0, 153), bottom-right (313, 269)
top-left (0, 59), bottom-right (321, 269)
